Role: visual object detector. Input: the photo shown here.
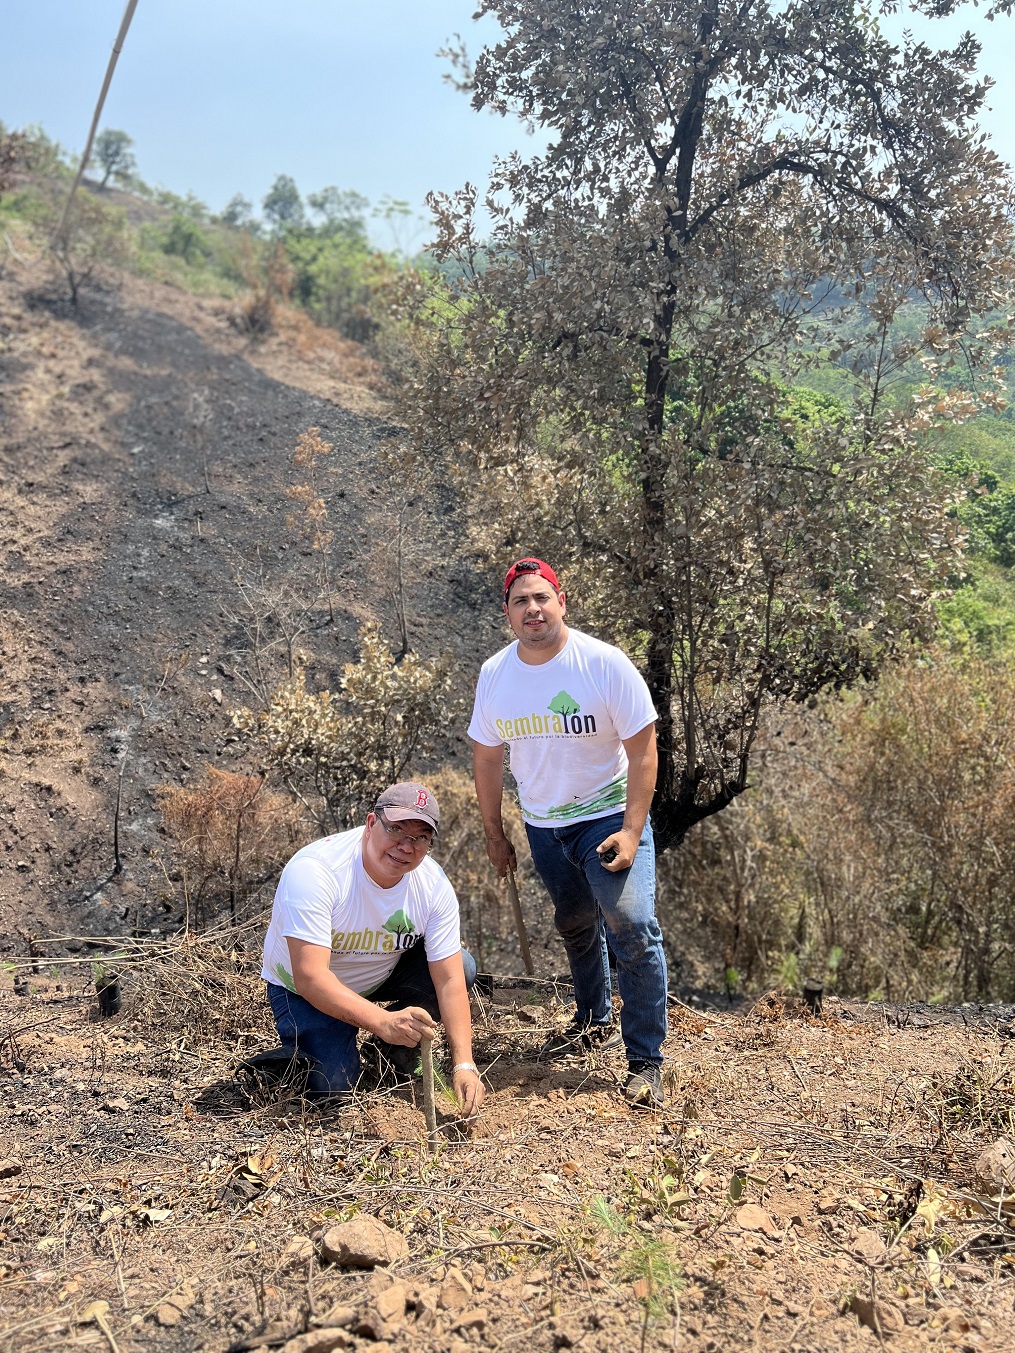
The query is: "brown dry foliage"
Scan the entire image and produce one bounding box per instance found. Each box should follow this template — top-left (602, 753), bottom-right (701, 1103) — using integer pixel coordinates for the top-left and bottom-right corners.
top-left (158, 767), bottom-right (305, 926)
top-left (662, 652), bottom-right (1015, 1003)
top-left (234, 238), bottom-right (294, 336)
top-left (0, 131), bottom-right (29, 200)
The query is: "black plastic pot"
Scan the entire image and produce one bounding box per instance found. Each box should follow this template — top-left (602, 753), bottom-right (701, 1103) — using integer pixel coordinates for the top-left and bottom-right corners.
top-left (95, 973), bottom-right (122, 1017)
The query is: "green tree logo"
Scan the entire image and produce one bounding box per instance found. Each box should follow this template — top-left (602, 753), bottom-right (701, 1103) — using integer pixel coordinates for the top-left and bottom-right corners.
top-left (383, 909), bottom-right (416, 935)
top-left (548, 690), bottom-right (581, 717)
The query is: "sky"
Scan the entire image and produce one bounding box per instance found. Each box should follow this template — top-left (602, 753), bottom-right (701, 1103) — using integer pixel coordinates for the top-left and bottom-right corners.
top-left (1, 1), bottom-right (1013, 249)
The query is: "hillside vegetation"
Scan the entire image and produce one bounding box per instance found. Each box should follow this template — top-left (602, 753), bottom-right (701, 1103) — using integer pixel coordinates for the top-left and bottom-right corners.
top-left (3, 117), bottom-right (1015, 1002)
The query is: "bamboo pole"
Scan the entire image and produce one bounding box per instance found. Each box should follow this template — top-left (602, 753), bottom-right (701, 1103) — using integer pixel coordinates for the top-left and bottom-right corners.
top-left (505, 869), bottom-right (534, 976)
top-left (55, 0), bottom-right (141, 244)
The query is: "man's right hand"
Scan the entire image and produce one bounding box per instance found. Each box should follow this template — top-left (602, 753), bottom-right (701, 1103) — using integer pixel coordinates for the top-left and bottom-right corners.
top-left (485, 834), bottom-right (517, 878)
top-left (375, 1006), bottom-right (435, 1048)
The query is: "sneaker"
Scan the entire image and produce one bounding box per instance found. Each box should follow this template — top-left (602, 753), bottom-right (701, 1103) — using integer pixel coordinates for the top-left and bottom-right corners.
top-left (624, 1060), bottom-right (664, 1109)
top-left (538, 1018), bottom-right (623, 1061)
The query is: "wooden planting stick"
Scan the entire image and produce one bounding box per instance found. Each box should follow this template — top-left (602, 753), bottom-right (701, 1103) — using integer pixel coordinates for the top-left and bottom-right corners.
top-left (420, 1033), bottom-right (438, 1149)
top-left (506, 869), bottom-right (534, 976)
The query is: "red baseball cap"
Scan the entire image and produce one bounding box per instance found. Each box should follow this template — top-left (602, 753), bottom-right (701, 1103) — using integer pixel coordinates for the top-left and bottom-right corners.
top-left (503, 557), bottom-right (561, 601)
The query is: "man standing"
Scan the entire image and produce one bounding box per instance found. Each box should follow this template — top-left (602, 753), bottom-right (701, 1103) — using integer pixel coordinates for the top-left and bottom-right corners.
top-left (469, 558), bottom-right (667, 1109)
top-left (261, 782), bottom-right (485, 1116)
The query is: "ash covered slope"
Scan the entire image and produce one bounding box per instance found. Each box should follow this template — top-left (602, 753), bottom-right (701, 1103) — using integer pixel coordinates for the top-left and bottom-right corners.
top-left (0, 258), bottom-right (462, 946)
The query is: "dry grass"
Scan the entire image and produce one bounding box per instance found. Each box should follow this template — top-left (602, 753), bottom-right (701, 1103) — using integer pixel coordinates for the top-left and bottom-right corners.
top-left (157, 769), bottom-right (304, 929)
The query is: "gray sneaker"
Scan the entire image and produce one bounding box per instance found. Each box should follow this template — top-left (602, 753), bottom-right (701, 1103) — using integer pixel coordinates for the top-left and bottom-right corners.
top-left (624, 1061), bottom-right (664, 1109)
top-left (539, 1018), bottom-right (623, 1061)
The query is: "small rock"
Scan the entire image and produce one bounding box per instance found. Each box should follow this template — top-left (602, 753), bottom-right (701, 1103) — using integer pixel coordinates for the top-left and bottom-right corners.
top-left (210, 688), bottom-right (223, 705)
top-left (374, 1282), bottom-right (407, 1323)
top-left (103, 1098), bottom-right (129, 1114)
top-left (438, 1267), bottom-right (473, 1311)
top-left (816, 1193), bottom-right (840, 1215)
top-left (283, 1236), bottom-right (315, 1264)
top-left (974, 1138), bottom-right (1015, 1194)
top-left (354, 1313), bottom-right (396, 1342)
top-left (850, 1295), bottom-right (905, 1336)
top-left (310, 1303), bottom-right (355, 1329)
top-left (155, 1303), bottom-right (182, 1327)
top-left (552, 1323), bottom-right (580, 1348)
top-left (933, 1306), bottom-right (980, 1334)
top-left (455, 1306), bottom-right (488, 1332)
top-left (0, 1159), bottom-right (23, 1180)
top-left (849, 1228), bottom-right (888, 1266)
top-left (282, 1332), bottom-right (355, 1353)
top-left (319, 1217), bottom-right (408, 1269)
top-left (736, 1203), bottom-right (780, 1236)
top-left (412, 1289), bottom-right (438, 1330)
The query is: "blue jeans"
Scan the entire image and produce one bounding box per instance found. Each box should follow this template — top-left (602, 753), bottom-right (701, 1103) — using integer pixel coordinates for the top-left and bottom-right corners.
top-left (266, 942), bottom-right (477, 1097)
top-left (526, 812), bottom-right (667, 1065)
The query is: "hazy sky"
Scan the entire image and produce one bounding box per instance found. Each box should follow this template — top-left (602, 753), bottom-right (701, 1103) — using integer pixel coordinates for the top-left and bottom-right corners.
top-left (2, 2), bottom-right (1013, 248)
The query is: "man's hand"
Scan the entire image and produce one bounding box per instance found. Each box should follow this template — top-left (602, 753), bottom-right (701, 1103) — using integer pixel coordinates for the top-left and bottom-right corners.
top-left (485, 833), bottom-right (517, 878)
top-left (453, 1066), bottom-right (485, 1118)
top-left (375, 1005), bottom-right (435, 1048)
top-left (597, 826), bottom-right (641, 872)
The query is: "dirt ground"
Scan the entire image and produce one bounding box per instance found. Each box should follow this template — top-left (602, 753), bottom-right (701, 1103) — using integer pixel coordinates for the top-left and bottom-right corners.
top-left (3, 231), bottom-right (1015, 1353)
top-left (3, 957), bottom-right (1015, 1353)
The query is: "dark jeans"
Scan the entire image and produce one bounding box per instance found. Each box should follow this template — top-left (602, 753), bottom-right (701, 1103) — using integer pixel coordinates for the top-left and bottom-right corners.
top-left (266, 942), bottom-right (477, 1096)
top-left (526, 811), bottom-right (667, 1065)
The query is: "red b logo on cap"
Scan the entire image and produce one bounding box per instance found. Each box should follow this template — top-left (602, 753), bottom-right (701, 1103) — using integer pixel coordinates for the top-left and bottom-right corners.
top-left (415, 790), bottom-right (429, 808)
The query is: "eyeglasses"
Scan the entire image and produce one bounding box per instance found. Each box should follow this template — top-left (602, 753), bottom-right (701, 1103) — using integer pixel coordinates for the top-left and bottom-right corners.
top-left (375, 812), bottom-right (434, 852)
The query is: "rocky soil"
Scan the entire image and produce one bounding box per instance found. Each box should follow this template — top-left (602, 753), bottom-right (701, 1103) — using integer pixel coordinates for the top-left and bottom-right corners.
top-left (3, 961), bottom-right (1015, 1352)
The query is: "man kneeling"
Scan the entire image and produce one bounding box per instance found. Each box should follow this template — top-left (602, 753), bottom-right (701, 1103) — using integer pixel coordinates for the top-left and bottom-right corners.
top-left (261, 782), bottom-right (484, 1116)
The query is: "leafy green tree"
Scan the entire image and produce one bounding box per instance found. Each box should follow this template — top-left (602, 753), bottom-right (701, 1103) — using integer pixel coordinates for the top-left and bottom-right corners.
top-left (92, 128), bottom-right (136, 190)
top-left (402, 0), bottom-right (1015, 852)
top-left (220, 193), bottom-right (256, 230)
top-left (306, 186), bottom-right (369, 244)
top-left (262, 173), bottom-right (305, 233)
top-left (160, 212), bottom-right (208, 264)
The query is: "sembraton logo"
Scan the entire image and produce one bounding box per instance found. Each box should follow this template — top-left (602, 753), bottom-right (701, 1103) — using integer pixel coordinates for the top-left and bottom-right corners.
top-left (330, 908), bottom-right (420, 954)
top-left (494, 689), bottom-right (598, 740)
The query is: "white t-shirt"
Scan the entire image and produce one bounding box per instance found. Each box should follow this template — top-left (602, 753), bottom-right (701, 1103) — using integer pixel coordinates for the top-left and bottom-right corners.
top-left (261, 827), bottom-right (462, 995)
top-left (468, 628), bottom-right (657, 826)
